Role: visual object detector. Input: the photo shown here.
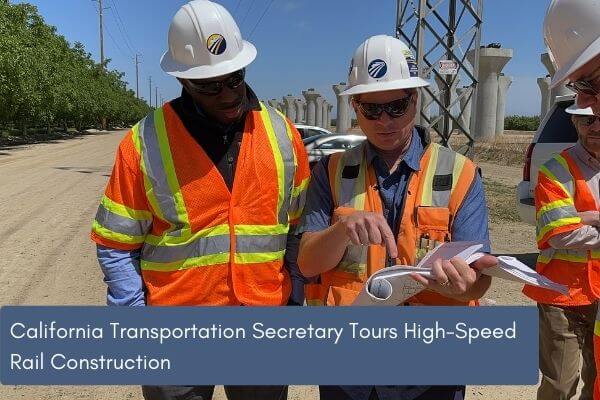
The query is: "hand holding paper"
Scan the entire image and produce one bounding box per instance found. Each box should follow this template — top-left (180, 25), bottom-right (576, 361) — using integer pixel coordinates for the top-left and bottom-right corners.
top-left (352, 241), bottom-right (568, 306)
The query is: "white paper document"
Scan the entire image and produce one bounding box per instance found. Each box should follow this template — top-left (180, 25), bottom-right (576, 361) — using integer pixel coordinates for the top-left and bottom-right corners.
top-left (352, 241), bottom-right (569, 306)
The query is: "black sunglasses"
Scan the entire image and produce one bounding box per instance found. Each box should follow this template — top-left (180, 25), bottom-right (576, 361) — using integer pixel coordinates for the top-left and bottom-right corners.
top-left (566, 80), bottom-right (599, 97)
top-left (186, 69), bottom-right (245, 95)
top-left (354, 93), bottom-right (413, 120)
top-left (574, 114), bottom-right (599, 126)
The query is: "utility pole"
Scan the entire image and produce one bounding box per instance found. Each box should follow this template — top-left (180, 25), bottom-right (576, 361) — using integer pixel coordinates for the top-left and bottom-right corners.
top-left (155, 87), bottom-right (158, 109)
top-left (94, 0), bottom-right (105, 69)
top-left (148, 76), bottom-right (152, 108)
top-left (134, 54), bottom-right (141, 98)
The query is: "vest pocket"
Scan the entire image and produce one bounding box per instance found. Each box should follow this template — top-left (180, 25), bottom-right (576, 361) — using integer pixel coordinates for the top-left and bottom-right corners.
top-left (416, 206), bottom-right (450, 231)
top-left (326, 285), bottom-right (361, 306)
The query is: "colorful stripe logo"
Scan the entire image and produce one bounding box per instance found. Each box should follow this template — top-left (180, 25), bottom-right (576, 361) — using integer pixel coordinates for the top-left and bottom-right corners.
top-left (207, 34), bottom-right (227, 55)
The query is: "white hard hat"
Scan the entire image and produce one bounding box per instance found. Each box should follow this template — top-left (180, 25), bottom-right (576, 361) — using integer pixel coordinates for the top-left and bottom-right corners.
top-left (544, 0), bottom-right (600, 88)
top-left (340, 35), bottom-right (429, 96)
top-left (566, 103), bottom-right (594, 115)
top-left (160, 0), bottom-right (257, 79)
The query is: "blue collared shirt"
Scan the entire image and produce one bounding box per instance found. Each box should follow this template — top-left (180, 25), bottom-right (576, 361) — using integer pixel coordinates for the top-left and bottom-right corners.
top-left (298, 128), bottom-right (491, 251)
top-left (297, 128), bottom-right (489, 400)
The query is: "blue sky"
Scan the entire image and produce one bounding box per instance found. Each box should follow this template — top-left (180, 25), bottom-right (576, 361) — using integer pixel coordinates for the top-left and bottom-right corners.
top-left (17, 0), bottom-right (549, 116)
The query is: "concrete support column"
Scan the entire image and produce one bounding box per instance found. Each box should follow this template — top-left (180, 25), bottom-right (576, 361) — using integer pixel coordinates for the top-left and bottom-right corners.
top-left (468, 47), bottom-right (513, 142)
top-left (326, 103), bottom-right (333, 129)
top-left (302, 88), bottom-right (320, 126)
top-left (283, 95), bottom-right (296, 122)
top-left (456, 86), bottom-right (473, 135)
top-left (333, 83), bottom-right (351, 133)
top-left (537, 76), bottom-right (552, 119)
top-left (315, 96), bottom-right (324, 128)
top-left (294, 98), bottom-right (305, 123)
top-left (320, 100), bottom-right (329, 129)
top-left (496, 74), bottom-right (512, 136)
top-left (541, 52), bottom-right (571, 105)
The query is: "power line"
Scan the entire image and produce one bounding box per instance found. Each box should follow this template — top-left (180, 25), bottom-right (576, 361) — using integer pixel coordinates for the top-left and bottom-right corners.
top-left (248, 0), bottom-right (275, 39)
top-left (232, 0), bottom-right (243, 16)
top-left (239, 0), bottom-right (255, 27)
top-left (108, 0), bottom-right (137, 55)
top-left (105, 25), bottom-right (130, 59)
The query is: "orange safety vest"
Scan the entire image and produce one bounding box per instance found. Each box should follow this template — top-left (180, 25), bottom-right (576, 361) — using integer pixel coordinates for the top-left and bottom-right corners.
top-left (92, 102), bottom-right (310, 306)
top-left (595, 308), bottom-right (600, 400)
top-left (305, 135), bottom-right (478, 306)
top-left (523, 147), bottom-right (600, 306)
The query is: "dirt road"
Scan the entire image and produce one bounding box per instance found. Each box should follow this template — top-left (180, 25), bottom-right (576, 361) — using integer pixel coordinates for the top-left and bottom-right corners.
top-left (0, 131), bottom-right (545, 399)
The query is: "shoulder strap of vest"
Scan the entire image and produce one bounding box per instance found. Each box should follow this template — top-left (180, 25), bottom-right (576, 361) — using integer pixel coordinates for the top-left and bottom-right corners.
top-left (328, 141), bottom-right (367, 209)
top-left (540, 151), bottom-right (575, 198)
top-left (258, 102), bottom-right (296, 224)
top-left (418, 143), bottom-right (477, 214)
top-left (561, 148), bottom-right (597, 210)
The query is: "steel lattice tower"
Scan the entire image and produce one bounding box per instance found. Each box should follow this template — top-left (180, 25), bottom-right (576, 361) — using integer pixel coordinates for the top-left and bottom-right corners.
top-left (396, 0), bottom-right (483, 155)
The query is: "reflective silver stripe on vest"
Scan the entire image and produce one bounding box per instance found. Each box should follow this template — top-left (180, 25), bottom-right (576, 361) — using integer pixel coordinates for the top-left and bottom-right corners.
top-left (141, 235), bottom-right (230, 263)
top-left (544, 157), bottom-right (574, 196)
top-left (338, 142), bottom-right (366, 207)
top-left (138, 114), bottom-right (184, 237)
top-left (538, 247), bottom-right (588, 263)
top-left (289, 189), bottom-right (307, 219)
top-left (95, 204), bottom-right (151, 237)
top-left (335, 142), bottom-right (368, 275)
top-left (265, 106), bottom-right (295, 225)
top-left (236, 233), bottom-right (288, 253)
top-left (536, 204), bottom-right (579, 232)
top-left (431, 146), bottom-right (457, 207)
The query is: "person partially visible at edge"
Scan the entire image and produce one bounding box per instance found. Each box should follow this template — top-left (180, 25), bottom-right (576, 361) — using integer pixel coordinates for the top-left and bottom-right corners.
top-left (296, 34), bottom-right (498, 400)
top-left (90, 1), bottom-right (310, 400)
top-left (523, 103), bottom-right (600, 400)
top-left (542, 1), bottom-right (600, 399)
top-left (544, 0), bottom-right (600, 116)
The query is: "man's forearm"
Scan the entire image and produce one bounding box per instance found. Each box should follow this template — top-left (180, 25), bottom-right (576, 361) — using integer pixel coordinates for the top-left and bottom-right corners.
top-left (97, 245), bottom-right (146, 306)
top-left (548, 226), bottom-right (600, 250)
top-left (298, 222), bottom-right (350, 277)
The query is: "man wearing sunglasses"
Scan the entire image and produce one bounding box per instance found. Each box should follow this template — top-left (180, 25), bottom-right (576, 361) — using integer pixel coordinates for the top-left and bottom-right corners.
top-left (542, 2), bottom-right (600, 399)
top-left (296, 35), bottom-right (497, 400)
top-left (90, 1), bottom-right (310, 399)
top-left (523, 103), bottom-right (600, 400)
top-left (544, 0), bottom-right (600, 116)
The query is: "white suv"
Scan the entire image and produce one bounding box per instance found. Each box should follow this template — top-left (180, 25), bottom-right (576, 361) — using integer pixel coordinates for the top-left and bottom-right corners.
top-left (516, 95), bottom-right (579, 224)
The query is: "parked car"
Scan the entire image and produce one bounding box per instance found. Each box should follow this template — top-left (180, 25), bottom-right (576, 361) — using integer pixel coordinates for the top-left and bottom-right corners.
top-left (294, 124), bottom-right (333, 140)
top-left (516, 95), bottom-right (578, 225)
top-left (304, 134), bottom-right (366, 167)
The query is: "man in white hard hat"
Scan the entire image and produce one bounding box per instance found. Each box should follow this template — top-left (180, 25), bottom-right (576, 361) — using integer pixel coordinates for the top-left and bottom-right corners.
top-left (297, 35), bottom-right (497, 400)
top-left (544, 0), bottom-right (600, 115)
top-left (522, 102), bottom-right (600, 400)
top-left (90, 1), bottom-right (310, 399)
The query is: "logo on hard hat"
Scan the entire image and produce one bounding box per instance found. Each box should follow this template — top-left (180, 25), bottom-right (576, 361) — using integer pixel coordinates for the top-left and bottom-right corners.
top-left (207, 34), bottom-right (227, 55)
top-left (368, 59), bottom-right (387, 79)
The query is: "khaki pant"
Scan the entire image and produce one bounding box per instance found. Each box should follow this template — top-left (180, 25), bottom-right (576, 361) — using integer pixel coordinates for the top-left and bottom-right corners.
top-left (538, 302), bottom-right (598, 400)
